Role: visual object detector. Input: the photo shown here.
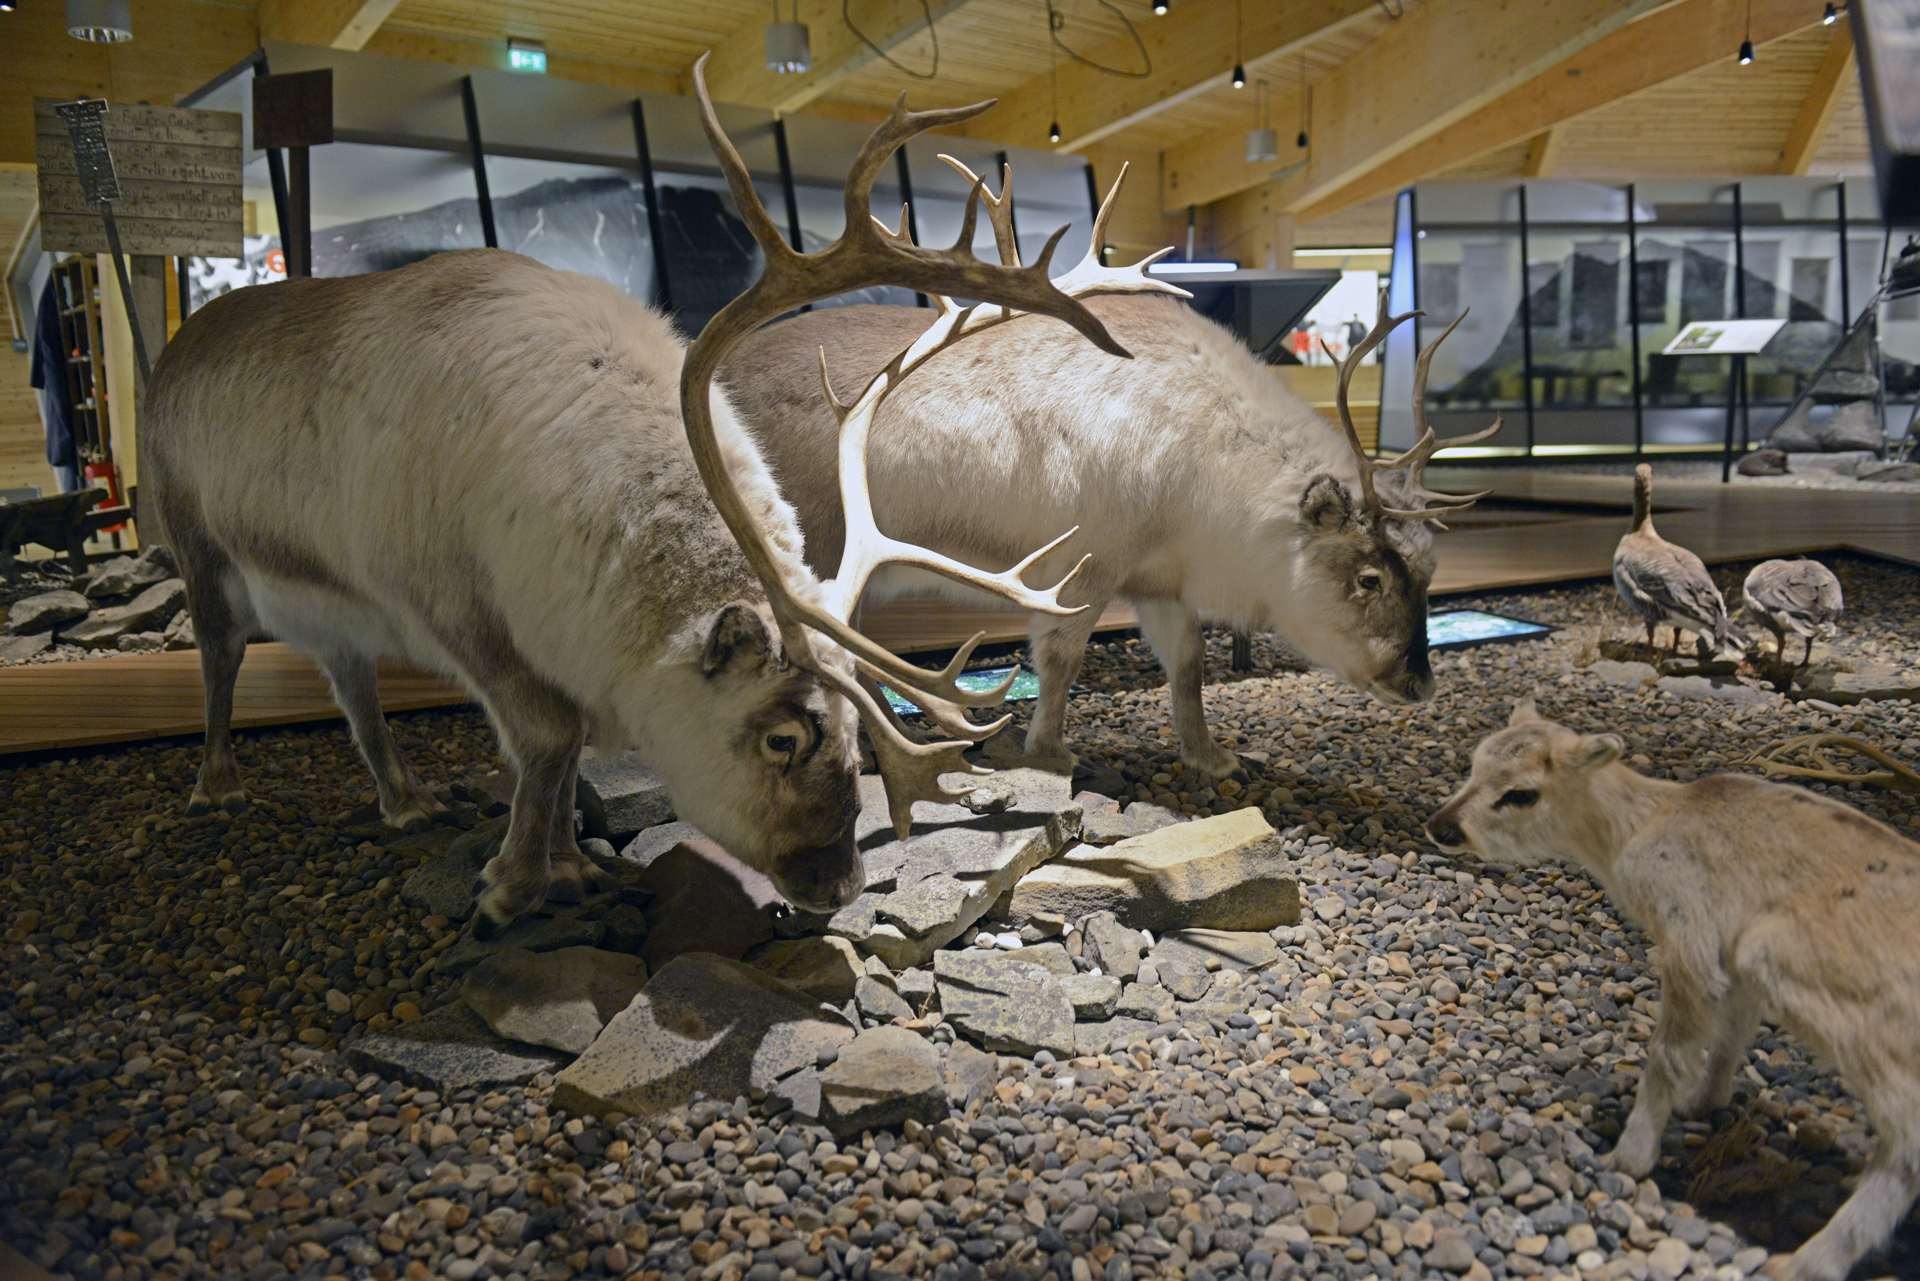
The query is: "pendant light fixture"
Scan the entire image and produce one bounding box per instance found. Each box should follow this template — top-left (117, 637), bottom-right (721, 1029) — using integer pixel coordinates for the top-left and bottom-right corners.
top-left (67, 0), bottom-right (133, 42)
top-left (1230, 0), bottom-right (1246, 88)
top-left (1046, 5), bottom-right (1063, 144)
top-left (1823, 3), bottom-right (1839, 24)
top-left (1245, 81), bottom-right (1278, 164)
top-left (1296, 54), bottom-right (1311, 149)
top-left (1737, 0), bottom-right (1755, 64)
top-left (765, 0), bottom-right (811, 74)
top-left (1152, 0), bottom-right (1169, 13)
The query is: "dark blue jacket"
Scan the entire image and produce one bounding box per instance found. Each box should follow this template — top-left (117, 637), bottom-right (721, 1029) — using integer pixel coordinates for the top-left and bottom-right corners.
top-left (29, 279), bottom-right (76, 468)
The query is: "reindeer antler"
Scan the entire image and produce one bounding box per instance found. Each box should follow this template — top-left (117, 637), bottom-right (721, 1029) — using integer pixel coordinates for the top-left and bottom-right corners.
top-left (1321, 291), bottom-right (1499, 526)
top-left (681, 54), bottom-right (1188, 838)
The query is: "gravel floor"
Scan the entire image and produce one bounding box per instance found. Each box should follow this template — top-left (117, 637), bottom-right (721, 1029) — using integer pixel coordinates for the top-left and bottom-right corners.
top-left (4, 555), bottom-right (1918, 1281)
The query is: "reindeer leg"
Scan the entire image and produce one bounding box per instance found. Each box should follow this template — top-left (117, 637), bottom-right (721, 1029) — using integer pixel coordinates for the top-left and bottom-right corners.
top-left (319, 650), bottom-right (446, 831)
top-left (1611, 966), bottom-right (1715, 1176)
top-left (544, 740), bottom-right (613, 904)
top-left (1681, 982), bottom-right (1761, 1117)
top-left (181, 555), bottom-right (252, 815)
top-left (1023, 589), bottom-right (1108, 772)
top-left (1137, 598), bottom-right (1240, 781)
top-left (1787, 1134), bottom-right (1920, 1281)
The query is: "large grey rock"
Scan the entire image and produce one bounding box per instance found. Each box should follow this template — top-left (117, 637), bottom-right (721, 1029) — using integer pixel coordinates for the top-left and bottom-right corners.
top-left (461, 946), bottom-right (649, 1054)
top-left (1737, 447), bottom-right (1788, 477)
top-left (1001, 809), bottom-right (1298, 932)
top-left (1818, 400), bottom-right (1883, 452)
top-left (818, 1026), bottom-right (947, 1136)
top-left (575, 750), bottom-right (673, 842)
top-left (619, 820), bottom-right (704, 869)
top-left (552, 954), bottom-right (853, 1120)
top-left (1794, 661), bottom-right (1920, 705)
top-left (162, 610), bottom-right (196, 651)
top-left (115, 631), bottom-right (164, 653)
top-left (1077, 792), bottom-right (1183, 847)
top-left (1115, 982), bottom-right (1175, 1022)
top-left (793, 770), bottom-right (1082, 969)
top-left (1061, 973), bottom-right (1121, 1021)
top-left (401, 820), bottom-right (501, 920)
top-left (1766, 400), bottom-right (1819, 452)
top-left (0, 631), bottom-right (53, 662)
top-left (943, 1040), bottom-right (998, 1110)
top-left (746, 936), bottom-right (863, 1003)
top-left (1080, 911), bottom-right (1145, 981)
top-left (6, 589), bottom-right (89, 634)
top-left (345, 1002), bottom-right (566, 1090)
top-left (60, 579), bottom-right (186, 649)
top-left (436, 909), bottom-right (605, 976)
top-left (1074, 1017), bottom-right (1164, 1055)
top-left (854, 974), bottom-right (914, 1023)
top-left (931, 949), bottom-right (1074, 1057)
top-left (84, 546), bottom-right (175, 599)
top-left (630, 836), bottom-right (783, 972)
top-left (1152, 928), bottom-right (1280, 973)
top-left (1854, 460), bottom-right (1920, 484)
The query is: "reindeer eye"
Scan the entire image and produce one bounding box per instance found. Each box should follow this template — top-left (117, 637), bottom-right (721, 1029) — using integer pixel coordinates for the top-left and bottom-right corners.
top-left (1495, 788), bottom-right (1538, 810)
top-left (767, 734), bottom-right (797, 755)
top-left (1358, 569), bottom-right (1383, 592)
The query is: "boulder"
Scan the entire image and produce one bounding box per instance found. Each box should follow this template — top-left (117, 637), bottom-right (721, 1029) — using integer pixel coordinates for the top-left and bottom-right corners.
top-left (1077, 792), bottom-right (1183, 846)
top-left (818, 1026), bottom-right (947, 1136)
top-left (1115, 982), bottom-right (1175, 1022)
top-left (1060, 973), bottom-right (1121, 1021)
top-left (1854, 460), bottom-right (1920, 484)
top-left (1001, 809), bottom-right (1297, 932)
top-left (1736, 448), bottom-right (1788, 477)
top-left (162, 610), bottom-right (196, 651)
top-left (854, 974), bottom-right (914, 1024)
top-left (401, 819), bottom-right (501, 920)
top-left (1793, 661), bottom-right (1920, 705)
top-left (345, 1002), bottom-right (567, 1091)
top-left (747, 936), bottom-right (864, 1003)
top-left (631, 836), bottom-right (783, 972)
top-left (60, 579), bottom-right (186, 649)
top-left (790, 769), bottom-right (1082, 969)
top-left (552, 954), bottom-right (853, 1120)
top-left (1765, 400), bottom-right (1819, 453)
top-left (931, 949), bottom-right (1075, 1057)
top-left (84, 546), bottom-right (175, 599)
top-left (574, 750), bottom-right (673, 842)
top-left (1158, 960), bottom-right (1212, 1001)
top-left (1080, 911), bottom-right (1146, 981)
top-left (943, 1040), bottom-right (998, 1110)
top-left (1074, 1017), bottom-right (1163, 1056)
top-left (1818, 400), bottom-right (1883, 453)
top-left (1152, 928), bottom-right (1280, 973)
top-left (461, 946), bottom-right (650, 1054)
top-left (0, 631), bottom-right (53, 662)
top-left (435, 910), bottom-right (605, 976)
top-left (6, 589), bottom-right (89, 634)
top-left (115, 631), bottom-right (164, 654)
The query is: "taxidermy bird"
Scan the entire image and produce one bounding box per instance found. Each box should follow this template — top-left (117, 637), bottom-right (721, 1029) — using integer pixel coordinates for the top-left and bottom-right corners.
top-left (1612, 464), bottom-right (1737, 659)
top-left (1742, 558), bottom-right (1843, 666)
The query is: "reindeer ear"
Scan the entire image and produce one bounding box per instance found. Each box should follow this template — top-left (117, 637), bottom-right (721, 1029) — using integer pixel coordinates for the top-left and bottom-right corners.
top-left (702, 602), bottom-right (774, 677)
top-left (1508, 699), bottom-right (1541, 726)
top-left (1301, 475), bottom-right (1354, 531)
top-left (1566, 733), bottom-right (1624, 770)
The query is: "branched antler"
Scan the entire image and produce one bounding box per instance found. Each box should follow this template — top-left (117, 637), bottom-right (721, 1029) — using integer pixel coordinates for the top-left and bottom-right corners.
top-left (681, 54), bottom-right (1188, 838)
top-left (1321, 292), bottom-right (1500, 526)
top-left (1747, 734), bottom-right (1920, 794)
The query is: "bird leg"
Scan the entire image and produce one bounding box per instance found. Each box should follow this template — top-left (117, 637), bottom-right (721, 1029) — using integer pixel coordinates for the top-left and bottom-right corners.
top-left (1644, 621), bottom-right (1657, 654)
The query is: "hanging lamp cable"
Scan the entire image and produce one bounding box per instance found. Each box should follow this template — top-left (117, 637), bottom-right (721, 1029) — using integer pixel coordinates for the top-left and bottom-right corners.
top-left (1045, 0), bottom-right (1151, 78)
top-left (844, 0), bottom-right (940, 79)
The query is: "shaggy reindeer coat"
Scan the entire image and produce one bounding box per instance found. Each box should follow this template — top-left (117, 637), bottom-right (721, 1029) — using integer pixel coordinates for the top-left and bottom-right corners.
top-left (730, 295), bottom-right (1443, 777)
top-left (142, 250), bottom-right (867, 922)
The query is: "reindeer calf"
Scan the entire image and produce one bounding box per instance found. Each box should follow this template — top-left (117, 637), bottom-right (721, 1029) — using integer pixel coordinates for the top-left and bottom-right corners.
top-left (1427, 703), bottom-right (1920, 1281)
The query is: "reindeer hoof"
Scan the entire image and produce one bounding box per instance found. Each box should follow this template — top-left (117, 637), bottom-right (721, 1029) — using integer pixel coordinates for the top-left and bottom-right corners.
top-left (188, 785), bottom-right (247, 815)
top-left (546, 849), bottom-right (613, 904)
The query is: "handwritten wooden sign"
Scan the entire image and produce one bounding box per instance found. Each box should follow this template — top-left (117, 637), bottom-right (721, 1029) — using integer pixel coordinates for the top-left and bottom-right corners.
top-left (35, 99), bottom-right (244, 258)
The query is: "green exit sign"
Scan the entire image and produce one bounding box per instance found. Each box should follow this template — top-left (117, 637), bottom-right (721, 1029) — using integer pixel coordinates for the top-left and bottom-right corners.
top-left (507, 40), bottom-right (547, 74)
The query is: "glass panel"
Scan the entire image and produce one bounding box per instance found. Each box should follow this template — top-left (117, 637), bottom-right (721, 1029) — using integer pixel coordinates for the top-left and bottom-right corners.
top-left (1522, 231), bottom-right (1633, 409)
top-left (1636, 180), bottom-right (1737, 228)
top-left (1737, 177), bottom-right (1842, 224)
top-left (1523, 181), bottom-right (1628, 224)
top-left (184, 67), bottom-right (287, 311)
top-left (1743, 226), bottom-right (1846, 408)
top-left (309, 143), bottom-right (485, 276)
top-left (482, 154), bottom-right (654, 300)
top-left (1380, 189), bottom-right (1417, 451)
top-left (782, 113), bottom-right (914, 309)
top-left (1415, 183), bottom-right (1521, 226)
top-left (1413, 229), bottom-right (1527, 448)
top-left (1636, 227), bottom-right (1736, 410)
top-left (903, 134), bottom-right (1005, 263)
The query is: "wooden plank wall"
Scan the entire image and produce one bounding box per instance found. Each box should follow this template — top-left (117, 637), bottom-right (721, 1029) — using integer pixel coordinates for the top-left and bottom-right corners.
top-left (1, 170), bottom-right (48, 495)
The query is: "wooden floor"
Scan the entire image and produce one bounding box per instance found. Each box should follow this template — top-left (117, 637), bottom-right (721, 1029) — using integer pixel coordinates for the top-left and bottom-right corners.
top-left (2, 469), bottom-right (1914, 757)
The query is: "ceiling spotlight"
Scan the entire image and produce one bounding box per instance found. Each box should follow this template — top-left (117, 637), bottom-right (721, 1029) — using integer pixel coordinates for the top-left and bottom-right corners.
top-left (67, 0), bottom-right (133, 41)
top-left (1737, 38), bottom-right (1754, 64)
top-left (1245, 127), bottom-right (1278, 164)
top-left (1823, 3), bottom-right (1839, 24)
top-left (1049, 119), bottom-right (1063, 143)
top-left (1152, 0), bottom-right (1169, 12)
top-left (0, 1), bottom-right (17, 13)
top-left (1297, 128), bottom-right (1309, 149)
top-left (1231, 62), bottom-right (1246, 89)
top-left (765, 2), bottom-right (810, 74)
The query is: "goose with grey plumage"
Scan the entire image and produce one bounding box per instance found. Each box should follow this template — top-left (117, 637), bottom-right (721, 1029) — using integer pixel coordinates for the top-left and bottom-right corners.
top-left (1743, 558), bottom-right (1844, 667)
top-left (1612, 464), bottom-right (1738, 660)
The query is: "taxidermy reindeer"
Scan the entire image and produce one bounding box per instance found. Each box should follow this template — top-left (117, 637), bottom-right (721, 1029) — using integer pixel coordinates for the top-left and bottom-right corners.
top-left (141, 56), bottom-right (1173, 928)
top-left (1427, 703), bottom-right (1920, 1281)
top-left (732, 248), bottom-right (1495, 777)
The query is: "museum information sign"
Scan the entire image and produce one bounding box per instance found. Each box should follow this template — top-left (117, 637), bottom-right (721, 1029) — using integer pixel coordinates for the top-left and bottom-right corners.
top-left (34, 99), bottom-right (244, 258)
top-left (1660, 319), bottom-right (1787, 357)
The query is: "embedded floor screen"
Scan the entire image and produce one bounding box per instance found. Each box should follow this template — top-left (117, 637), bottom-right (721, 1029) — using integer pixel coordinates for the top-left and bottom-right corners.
top-left (1427, 609), bottom-right (1553, 649)
top-left (882, 665), bottom-right (1041, 717)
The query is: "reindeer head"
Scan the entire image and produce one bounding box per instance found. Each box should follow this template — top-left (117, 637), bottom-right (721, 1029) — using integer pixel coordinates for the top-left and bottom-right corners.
top-left (1280, 299), bottom-right (1498, 705)
top-left (1424, 700), bottom-right (1626, 868)
top-left (675, 57), bottom-right (1183, 900)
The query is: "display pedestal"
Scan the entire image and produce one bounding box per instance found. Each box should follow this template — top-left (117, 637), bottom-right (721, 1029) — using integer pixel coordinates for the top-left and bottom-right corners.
top-left (1661, 320), bottom-right (1787, 485)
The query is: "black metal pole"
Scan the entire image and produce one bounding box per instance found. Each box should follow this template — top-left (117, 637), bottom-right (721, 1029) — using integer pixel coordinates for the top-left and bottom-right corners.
top-left (287, 146), bottom-right (312, 278)
top-left (1517, 183), bottom-right (1536, 456)
top-left (895, 149), bottom-right (928, 308)
top-left (1407, 187), bottom-right (1421, 380)
top-left (631, 99), bottom-right (673, 314)
top-left (1732, 181), bottom-right (1747, 451)
top-left (460, 76), bottom-right (498, 249)
top-left (1083, 161), bottom-right (1102, 261)
top-left (772, 118), bottom-right (810, 314)
top-left (176, 256), bottom-right (192, 326)
top-left (265, 146), bottom-right (291, 258)
top-left (99, 208), bottom-right (152, 386)
top-left (1722, 354), bottom-right (1743, 483)
top-left (1837, 181), bottom-right (1850, 322)
top-left (1626, 182), bottom-right (1644, 456)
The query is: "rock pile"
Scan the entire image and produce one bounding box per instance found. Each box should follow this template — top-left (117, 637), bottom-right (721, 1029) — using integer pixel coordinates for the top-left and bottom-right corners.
top-left (0, 545), bottom-right (191, 662)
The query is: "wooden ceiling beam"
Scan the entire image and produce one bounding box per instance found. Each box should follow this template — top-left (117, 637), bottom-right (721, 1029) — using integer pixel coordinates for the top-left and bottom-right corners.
top-left (258, 0), bottom-right (403, 52)
top-left (1281, 0), bottom-right (1823, 220)
top-left (358, 29), bottom-right (682, 96)
top-left (1163, 0), bottom-right (1715, 216)
top-left (702, 0), bottom-right (983, 116)
top-left (1779, 19), bottom-right (1854, 174)
top-left (951, 0), bottom-right (1376, 155)
top-left (1522, 128), bottom-right (1559, 179)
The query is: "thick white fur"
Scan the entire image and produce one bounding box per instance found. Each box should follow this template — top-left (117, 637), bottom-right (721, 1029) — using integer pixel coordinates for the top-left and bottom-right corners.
top-left (1429, 705), bottom-right (1920, 1281)
top-left (729, 295), bottom-right (1440, 776)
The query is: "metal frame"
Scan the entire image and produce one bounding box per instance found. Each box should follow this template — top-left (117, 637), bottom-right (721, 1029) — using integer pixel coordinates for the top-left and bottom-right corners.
top-left (459, 76), bottom-right (499, 250)
top-left (630, 99), bottom-right (673, 315)
top-left (1626, 182), bottom-right (1645, 455)
top-left (1516, 184), bottom-right (1536, 453)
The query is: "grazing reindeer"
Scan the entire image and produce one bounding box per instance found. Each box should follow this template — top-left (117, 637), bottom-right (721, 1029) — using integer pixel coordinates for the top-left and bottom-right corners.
top-left (1427, 703), bottom-right (1920, 1281)
top-left (141, 57), bottom-right (1172, 928)
top-left (731, 257), bottom-right (1495, 777)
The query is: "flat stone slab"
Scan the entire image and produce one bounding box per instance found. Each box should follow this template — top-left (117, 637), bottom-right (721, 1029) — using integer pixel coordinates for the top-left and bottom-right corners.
top-left (630, 836), bottom-right (783, 972)
top-left (931, 949), bottom-right (1074, 1058)
top-left (1077, 792), bottom-right (1183, 847)
top-left (60, 579), bottom-right (186, 649)
top-left (553, 954), bottom-right (853, 1120)
top-left (461, 946), bottom-right (650, 1054)
top-left (819, 1026), bottom-right (947, 1137)
top-left (746, 936), bottom-right (863, 1003)
top-left (1001, 808), bottom-right (1298, 933)
top-left (575, 749), bottom-right (673, 842)
top-left (84, 547), bottom-right (175, 599)
top-left (0, 632), bottom-right (53, 662)
top-left (6, 589), bottom-right (89, 634)
top-left (345, 1003), bottom-right (567, 1091)
top-left (400, 822), bottom-right (499, 920)
top-left (1061, 973), bottom-right (1121, 1021)
top-left (1151, 928), bottom-right (1279, 973)
top-left (1074, 1017), bottom-right (1165, 1056)
top-left (790, 769), bottom-right (1082, 969)
top-left (436, 910), bottom-right (605, 976)
top-left (1793, 660), bottom-right (1920, 705)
